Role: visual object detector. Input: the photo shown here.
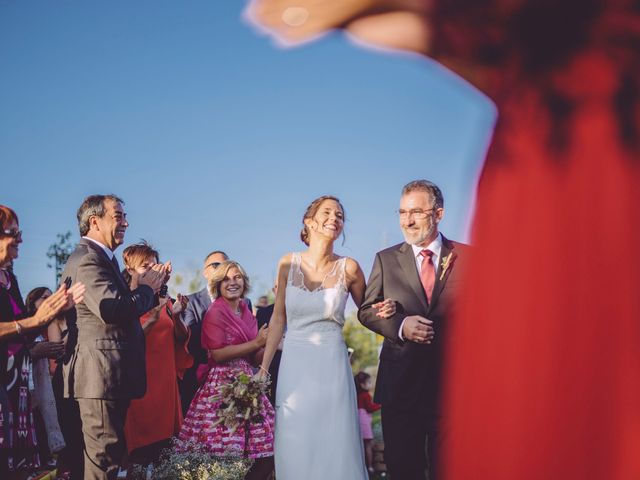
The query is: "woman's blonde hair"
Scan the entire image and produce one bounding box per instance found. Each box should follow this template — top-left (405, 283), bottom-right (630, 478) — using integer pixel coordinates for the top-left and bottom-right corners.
top-left (208, 260), bottom-right (251, 299)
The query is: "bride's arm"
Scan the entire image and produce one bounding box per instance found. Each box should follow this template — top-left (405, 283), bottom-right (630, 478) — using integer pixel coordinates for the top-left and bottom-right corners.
top-left (257, 254), bottom-right (290, 378)
top-left (346, 257), bottom-right (366, 308)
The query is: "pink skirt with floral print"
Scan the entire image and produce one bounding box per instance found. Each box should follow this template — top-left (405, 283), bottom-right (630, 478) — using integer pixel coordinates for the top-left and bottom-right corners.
top-left (176, 358), bottom-right (274, 459)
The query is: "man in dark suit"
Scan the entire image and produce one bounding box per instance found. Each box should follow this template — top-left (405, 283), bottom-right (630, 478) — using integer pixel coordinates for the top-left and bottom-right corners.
top-left (358, 180), bottom-right (468, 480)
top-left (179, 250), bottom-right (228, 414)
top-left (62, 194), bottom-right (167, 480)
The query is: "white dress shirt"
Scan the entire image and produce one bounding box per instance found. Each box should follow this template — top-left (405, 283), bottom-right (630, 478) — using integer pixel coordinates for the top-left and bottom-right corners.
top-left (398, 233), bottom-right (443, 340)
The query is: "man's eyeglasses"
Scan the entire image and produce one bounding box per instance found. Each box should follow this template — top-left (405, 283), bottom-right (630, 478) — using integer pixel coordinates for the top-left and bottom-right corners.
top-left (397, 208), bottom-right (436, 219)
top-left (206, 262), bottom-right (222, 270)
top-left (1, 228), bottom-right (22, 239)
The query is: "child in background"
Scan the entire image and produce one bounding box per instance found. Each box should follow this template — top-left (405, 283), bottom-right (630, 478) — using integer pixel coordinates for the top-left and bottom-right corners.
top-left (355, 371), bottom-right (381, 475)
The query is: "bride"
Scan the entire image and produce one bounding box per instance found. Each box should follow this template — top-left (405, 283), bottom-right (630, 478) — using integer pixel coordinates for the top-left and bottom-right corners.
top-left (257, 195), bottom-right (394, 479)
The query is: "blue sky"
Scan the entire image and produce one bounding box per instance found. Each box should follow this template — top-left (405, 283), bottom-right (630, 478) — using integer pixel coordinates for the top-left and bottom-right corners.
top-left (1, 1), bottom-right (496, 304)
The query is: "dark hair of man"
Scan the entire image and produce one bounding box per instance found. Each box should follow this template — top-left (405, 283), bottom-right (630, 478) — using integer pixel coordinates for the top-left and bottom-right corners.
top-left (203, 250), bottom-right (229, 264)
top-left (401, 180), bottom-right (444, 210)
top-left (77, 194), bottom-right (124, 237)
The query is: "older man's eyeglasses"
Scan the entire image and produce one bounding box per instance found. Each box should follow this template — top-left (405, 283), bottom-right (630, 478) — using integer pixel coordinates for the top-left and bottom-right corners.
top-left (397, 208), bottom-right (436, 219)
top-left (1, 228), bottom-right (22, 239)
top-left (206, 262), bottom-right (222, 270)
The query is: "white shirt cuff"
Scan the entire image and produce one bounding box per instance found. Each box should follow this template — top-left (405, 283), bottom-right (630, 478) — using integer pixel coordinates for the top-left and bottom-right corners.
top-left (398, 317), bottom-right (409, 341)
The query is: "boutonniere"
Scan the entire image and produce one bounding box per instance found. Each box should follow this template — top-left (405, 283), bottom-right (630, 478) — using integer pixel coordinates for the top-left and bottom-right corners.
top-left (439, 253), bottom-right (454, 281)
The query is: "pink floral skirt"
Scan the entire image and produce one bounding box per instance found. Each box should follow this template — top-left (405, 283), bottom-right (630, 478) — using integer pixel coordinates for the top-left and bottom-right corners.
top-left (176, 359), bottom-right (274, 459)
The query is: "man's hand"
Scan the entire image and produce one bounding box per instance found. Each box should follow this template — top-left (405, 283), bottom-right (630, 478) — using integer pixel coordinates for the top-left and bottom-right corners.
top-left (254, 324), bottom-right (269, 348)
top-left (402, 315), bottom-right (435, 344)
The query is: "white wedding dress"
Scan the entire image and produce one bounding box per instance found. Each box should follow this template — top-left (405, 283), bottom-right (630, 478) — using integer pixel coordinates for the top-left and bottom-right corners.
top-left (274, 253), bottom-right (368, 479)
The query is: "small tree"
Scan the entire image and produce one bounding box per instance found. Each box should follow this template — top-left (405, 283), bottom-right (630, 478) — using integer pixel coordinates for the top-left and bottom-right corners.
top-left (46, 231), bottom-right (76, 286)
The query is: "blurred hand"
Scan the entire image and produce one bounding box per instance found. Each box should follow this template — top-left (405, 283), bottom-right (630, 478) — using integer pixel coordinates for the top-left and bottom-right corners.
top-left (254, 324), bottom-right (269, 348)
top-left (373, 298), bottom-right (396, 318)
top-left (246, 0), bottom-right (376, 43)
top-left (402, 315), bottom-right (434, 344)
top-left (29, 341), bottom-right (65, 360)
top-left (171, 293), bottom-right (189, 316)
top-left (245, 0), bottom-right (431, 54)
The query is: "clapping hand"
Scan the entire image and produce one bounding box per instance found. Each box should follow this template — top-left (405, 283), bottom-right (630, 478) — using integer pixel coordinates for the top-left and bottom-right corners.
top-left (373, 298), bottom-right (396, 318)
top-left (171, 293), bottom-right (189, 316)
top-left (34, 283), bottom-right (85, 327)
top-left (138, 262), bottom-right (171, 293)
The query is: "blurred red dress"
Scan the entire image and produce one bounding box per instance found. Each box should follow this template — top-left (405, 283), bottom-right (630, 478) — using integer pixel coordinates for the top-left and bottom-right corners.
top-left (431, 1), bottom-right (640, 479)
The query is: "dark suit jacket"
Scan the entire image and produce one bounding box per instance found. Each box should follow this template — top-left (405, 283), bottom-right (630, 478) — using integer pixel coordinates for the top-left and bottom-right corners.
top-left (61, 239), bottom-right (155, 400)
top-left (358, 235), bottom-right (468, 414)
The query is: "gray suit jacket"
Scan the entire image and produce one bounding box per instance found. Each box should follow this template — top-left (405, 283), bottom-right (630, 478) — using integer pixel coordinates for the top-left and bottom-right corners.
top-left (183, 288), bottom-right (211, 366)
top-left (61, 239), bottom-right (155, 400)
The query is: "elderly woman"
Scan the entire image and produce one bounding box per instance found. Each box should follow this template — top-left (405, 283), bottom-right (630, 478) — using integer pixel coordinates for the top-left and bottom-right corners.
top-left (0, 205), bottom-right (83, 478)
top-left (177, 260), bottom-right (274, 480)
top-left (121, 242), bottom-right (193, 467)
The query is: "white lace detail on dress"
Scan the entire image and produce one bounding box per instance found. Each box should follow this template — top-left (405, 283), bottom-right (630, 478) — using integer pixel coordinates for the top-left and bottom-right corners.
top-left (285, 253), bottom-right (349, 333)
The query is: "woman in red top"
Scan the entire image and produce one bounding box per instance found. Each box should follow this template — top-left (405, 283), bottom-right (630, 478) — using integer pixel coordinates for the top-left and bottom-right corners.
top-left (122, 242), bottom-right (193, 466)
top-left (247, 1), bottom-right (640, 478)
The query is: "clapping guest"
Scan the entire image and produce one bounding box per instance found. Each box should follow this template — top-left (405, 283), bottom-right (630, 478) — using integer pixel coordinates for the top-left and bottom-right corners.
top-left (177, 261), bottom-right (274, 480)
top-left (0, 205), bottom-right (84, 478)
top-left (122, 242), bottom-right (193, 467)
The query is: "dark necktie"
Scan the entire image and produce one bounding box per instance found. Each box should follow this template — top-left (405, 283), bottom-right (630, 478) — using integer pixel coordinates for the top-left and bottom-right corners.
top-left (420, 249), bottom-right (435, 304)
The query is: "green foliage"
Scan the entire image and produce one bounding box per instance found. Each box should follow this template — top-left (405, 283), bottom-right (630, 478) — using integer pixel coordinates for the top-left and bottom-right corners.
top-left (170, 267), bottom-right (205, 297)
top-left (343, 312), bottom-right (382, 373)
top-left (46, 231), bottom-right (76, 286)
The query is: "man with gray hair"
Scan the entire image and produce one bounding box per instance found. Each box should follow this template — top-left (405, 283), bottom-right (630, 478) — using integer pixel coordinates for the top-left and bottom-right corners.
top-left (62, 194), bottom-right (168, 479)
top-left (358, 180), bottom-right (469, 480)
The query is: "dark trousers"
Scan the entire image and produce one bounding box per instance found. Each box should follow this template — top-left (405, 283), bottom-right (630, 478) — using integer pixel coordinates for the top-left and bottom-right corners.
top-left (381, 406), bottom-right (444, 480)
top-left (53, 365), bottom-right (85, 479)
top-left (77, 398), bottom-right (129, 480)
top-left (179, 366), bottom-right (200, 417)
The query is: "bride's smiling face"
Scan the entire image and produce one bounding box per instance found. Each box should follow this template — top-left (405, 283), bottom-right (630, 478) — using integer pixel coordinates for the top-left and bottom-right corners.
top-left (220, 267), bottom-right (245, 301)
top-left (306, 199), bottom-right (344, 242)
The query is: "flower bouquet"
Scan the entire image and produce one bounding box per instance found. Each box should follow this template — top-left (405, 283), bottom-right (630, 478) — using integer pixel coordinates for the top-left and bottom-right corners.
top-left (210, 371), bottom-right (271, 434)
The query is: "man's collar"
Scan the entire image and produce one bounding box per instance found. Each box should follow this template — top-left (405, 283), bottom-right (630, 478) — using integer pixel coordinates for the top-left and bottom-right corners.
top-left (82, 236), bottom-right (114, 260)
top-left (411, 232), bottom-right (442, 257)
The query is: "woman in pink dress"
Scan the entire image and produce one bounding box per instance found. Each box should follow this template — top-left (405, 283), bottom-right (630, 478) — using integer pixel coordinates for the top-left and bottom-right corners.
top-left (177, 261), bottom-right (274, 480)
